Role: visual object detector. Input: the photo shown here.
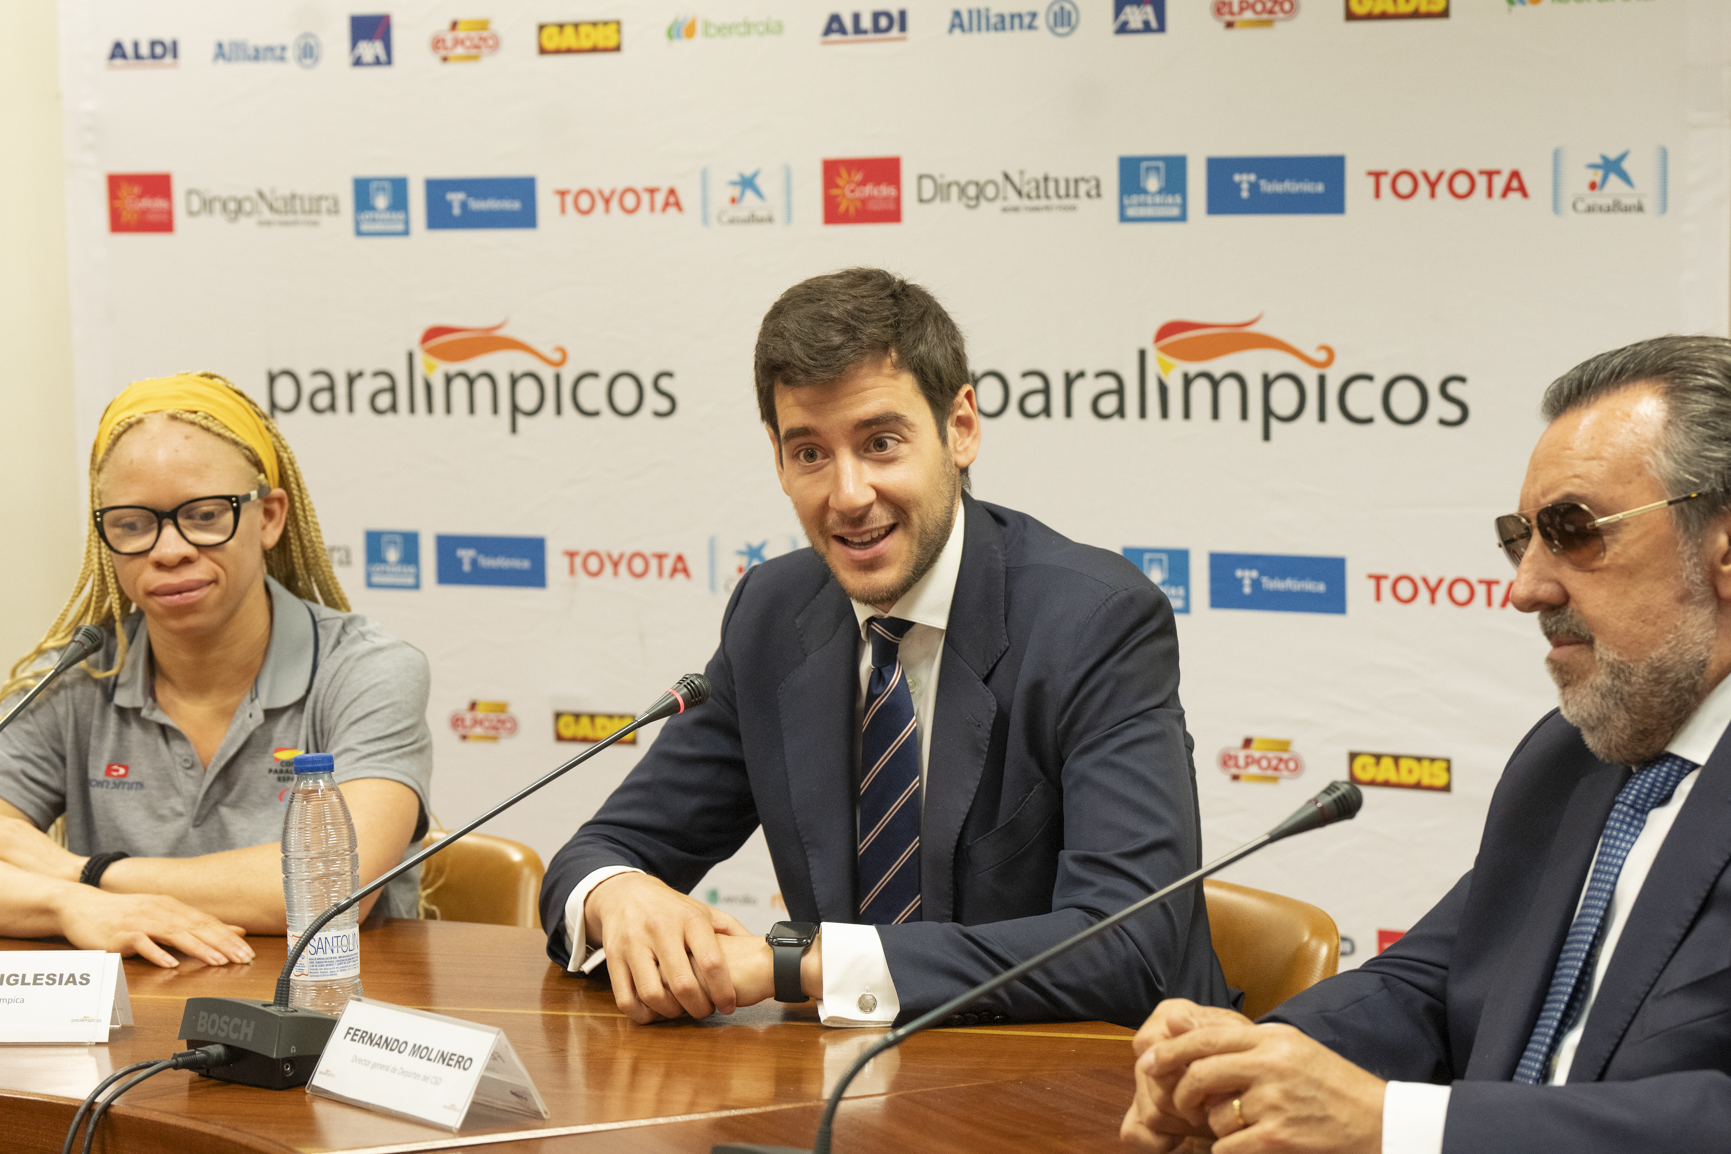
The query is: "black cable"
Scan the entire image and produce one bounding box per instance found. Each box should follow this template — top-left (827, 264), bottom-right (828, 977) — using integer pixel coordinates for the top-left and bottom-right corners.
top-left (75, 1045), bottom-right (235, 1154)
top-left (61, 1060), bottom-right (158, 1154)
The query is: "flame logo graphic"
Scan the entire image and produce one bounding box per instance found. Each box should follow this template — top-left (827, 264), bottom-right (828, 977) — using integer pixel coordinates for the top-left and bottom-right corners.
top-left (1152, 316), bottom-right (1335, 377)
top-left (419, 322), bottom-right (569, 377)
top-left (829, 167), bottom-right (865, 219)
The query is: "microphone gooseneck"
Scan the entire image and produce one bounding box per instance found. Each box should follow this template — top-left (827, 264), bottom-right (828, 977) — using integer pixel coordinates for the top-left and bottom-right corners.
top-left (0, 625), bottom-right (106, 736)
top-left (778, 780), bottom-right (1365, 1154)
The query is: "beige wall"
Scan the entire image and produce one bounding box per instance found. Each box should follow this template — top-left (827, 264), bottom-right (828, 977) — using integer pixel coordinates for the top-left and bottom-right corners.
top-left (1, 0), bottom-right (80, 671)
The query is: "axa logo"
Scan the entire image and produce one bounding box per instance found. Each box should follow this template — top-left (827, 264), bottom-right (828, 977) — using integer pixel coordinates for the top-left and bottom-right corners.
top-left (431, 19), bottom-right (499, 61)
top-left (350, 14), bottom-right (392, 65)
top-left (1217, 737), bottom-right (1305, 782)
top-left (1365, 167), bottom-right (1528, 201)
top-left (451, 701), bottom-right (519, 741)
top-left (108, 39), bottom-right (178, 68)
top-left (823, 9), bottom-right (908, 41)
top-left (1113, 0), bottom-right (1165, 32)
top-left (1152, 315), bottom-right (1467, 440)
top-left (823, 157), bottom-right (901, 224)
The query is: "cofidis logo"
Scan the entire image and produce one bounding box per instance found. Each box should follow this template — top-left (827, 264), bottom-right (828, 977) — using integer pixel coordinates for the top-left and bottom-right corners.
top-left (824, 158), bottom-right (900, 224)
top-left (1210, 552), bottom-right (1345, 614)
top-left (1218, 738), bottom-right (1305, 782)
top-left (823, 9), bottom-right (908, 42)
top-left (350, 14), bottom-right (392, 64)
top-left (1350, 751), bottom-right (1451, 792)
top-left (1119, 156), bottom-right (1185, 222)
top-left (437, 536), bottom-right (546, 587)
top-left (365, 530), bottom-right (420, 589)
top-left (1208, 156), bottom-right (1344, 215)
top-left (108, 174), bottom-right (173, 233)
top-left (354, 177), bottom-right (409, 235)
top-left (540, 21), bottom-right (622, 52)
top-left (426, 178), bottom-right (537, 229)
top-left (1122, 547), bottom-right (1189, 613)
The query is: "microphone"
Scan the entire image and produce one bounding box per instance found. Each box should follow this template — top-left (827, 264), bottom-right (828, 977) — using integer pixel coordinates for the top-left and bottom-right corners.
top-left (0, 625), bottom-right (104, 735)
top-left (714, 780), bottom-right (1365, 1154)
top-left (177, 673), bottom-right (712, 1090)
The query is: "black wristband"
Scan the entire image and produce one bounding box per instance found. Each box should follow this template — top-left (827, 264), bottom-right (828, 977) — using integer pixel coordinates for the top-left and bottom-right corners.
top-left (80, 852), bottom-right (130, 888)
top-left (766, 921), bottom-right (818, 1003)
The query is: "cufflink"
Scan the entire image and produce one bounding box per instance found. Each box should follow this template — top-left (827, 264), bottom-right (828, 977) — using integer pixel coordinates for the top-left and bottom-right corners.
top-left (857, 993), bottom-right (878, 1014)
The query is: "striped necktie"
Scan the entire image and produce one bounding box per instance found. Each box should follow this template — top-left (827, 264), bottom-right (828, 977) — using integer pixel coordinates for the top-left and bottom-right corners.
top-left (1513, 751), bottom-right (1698, 1084)
top-left (858, 616), bottom-right (923, 925)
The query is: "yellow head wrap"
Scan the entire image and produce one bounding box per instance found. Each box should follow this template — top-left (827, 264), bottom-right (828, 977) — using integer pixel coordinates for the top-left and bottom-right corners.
top-left (94, 373), bottom-right (280, 488)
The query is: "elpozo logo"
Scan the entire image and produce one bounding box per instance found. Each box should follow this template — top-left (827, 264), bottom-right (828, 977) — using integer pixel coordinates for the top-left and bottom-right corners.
top-left (1212, 0), bottom-right (1296, 28)
top-left (264, 319), bottom-right (677, 432)
top-left (451, 701), bottom-right (519, 742)
top-left (1217, 738), bottom-right (1305, 783)
top-left (540, 21), bottom-right (622, 52)
top-left (555, 712), bottom-right (639, 744)
top-left (431, 20), bottom-right (499, 61)
top-left (1350, 750), bottom-right (1451, 792)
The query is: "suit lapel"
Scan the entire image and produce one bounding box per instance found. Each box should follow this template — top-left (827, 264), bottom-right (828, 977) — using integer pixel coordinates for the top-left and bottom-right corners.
top-left (779, 581), bottom-right (864, 922)
top-left (1465, 761), bottom-right (1628, 1079)
top-left (1566, 731), bottom-right (1731, 1081)
top-left (920, 495), bottom-right (1009, 923)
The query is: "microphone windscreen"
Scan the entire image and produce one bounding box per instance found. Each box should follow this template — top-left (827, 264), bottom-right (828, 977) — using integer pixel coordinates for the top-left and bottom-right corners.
top-left (71, 624), bottom-right (104, 658)
top-left (673, 673), bottom-right (711, 709)
top-left (1265, 780), bottom-right (1364, 842)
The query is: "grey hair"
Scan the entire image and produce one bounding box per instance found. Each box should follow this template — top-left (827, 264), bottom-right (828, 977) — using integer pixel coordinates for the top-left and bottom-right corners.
top-left (1541, 335), bottom-right (1731, 541)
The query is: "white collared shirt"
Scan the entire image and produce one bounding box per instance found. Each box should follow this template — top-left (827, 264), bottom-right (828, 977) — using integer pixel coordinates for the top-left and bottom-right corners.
top-left (560, 501), bottom-right (967, 1027)
top-left (1382, 671), bottom-right (1731, 1154)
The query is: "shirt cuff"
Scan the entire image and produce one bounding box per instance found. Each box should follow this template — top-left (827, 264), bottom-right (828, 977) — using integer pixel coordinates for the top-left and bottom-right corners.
top-left (814, 921), bottom-right (899, 1027)
top-left (560, 865), bottom-right (644, 974)
top-left (1381, 1081), bottom-right (1450, 1154)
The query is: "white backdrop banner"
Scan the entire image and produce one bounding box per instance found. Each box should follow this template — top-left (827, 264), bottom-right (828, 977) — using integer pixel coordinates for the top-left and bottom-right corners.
top-left (58, 0), bottom-right (1731, 968)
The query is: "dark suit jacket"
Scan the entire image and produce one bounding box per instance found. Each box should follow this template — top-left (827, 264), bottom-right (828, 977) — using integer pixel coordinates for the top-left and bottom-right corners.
top-left (1267, 710), bottom-right (1731, 1152)
top-left (540, 494), bottom-right (1229, 1026)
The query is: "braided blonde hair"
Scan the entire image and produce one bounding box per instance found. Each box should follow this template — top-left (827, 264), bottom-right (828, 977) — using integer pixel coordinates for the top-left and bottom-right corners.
top-left (1, 372), bottom-right (348, 700)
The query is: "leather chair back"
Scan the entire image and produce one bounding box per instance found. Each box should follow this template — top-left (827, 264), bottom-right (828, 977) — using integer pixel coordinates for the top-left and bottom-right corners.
top-left (1204, 878), bottom-right (1340, 1020)
top-left (418, 830), bottom-right (546, 929)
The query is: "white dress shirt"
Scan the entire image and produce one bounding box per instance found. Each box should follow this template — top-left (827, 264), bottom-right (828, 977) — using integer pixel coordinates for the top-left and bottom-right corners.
top-left (1381, 671), bottom-right (1731, 1154)
top-left (559, 501), bottom-right (967, 1027)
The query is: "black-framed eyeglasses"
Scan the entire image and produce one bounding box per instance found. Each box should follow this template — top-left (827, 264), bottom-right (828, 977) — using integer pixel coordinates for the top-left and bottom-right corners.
top-left (93, 485), bottom-right (269, 556)
top-left (1494, 492), bottom-right (1704, 571)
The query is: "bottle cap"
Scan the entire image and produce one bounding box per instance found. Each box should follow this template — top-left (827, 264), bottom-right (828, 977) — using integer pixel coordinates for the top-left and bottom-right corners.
top-left (292, 752), bottom-right (335, 775)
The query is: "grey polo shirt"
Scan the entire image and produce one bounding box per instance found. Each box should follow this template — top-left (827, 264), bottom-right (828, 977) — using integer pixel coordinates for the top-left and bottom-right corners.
top-left (0, 576), bottom-right (433, 918)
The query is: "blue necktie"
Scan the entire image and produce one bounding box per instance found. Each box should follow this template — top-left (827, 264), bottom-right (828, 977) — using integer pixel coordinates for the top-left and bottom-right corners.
top-left (858, 617), bottom-right (923, 925)
top-left (1513, 752), bottom-right (1698, 1084)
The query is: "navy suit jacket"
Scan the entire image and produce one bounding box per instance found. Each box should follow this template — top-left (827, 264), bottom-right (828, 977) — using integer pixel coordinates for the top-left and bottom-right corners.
top-left (1267, 710), bottom-right (1731, 1152)
top-left (540, 494), bottom-right (1230, 1027)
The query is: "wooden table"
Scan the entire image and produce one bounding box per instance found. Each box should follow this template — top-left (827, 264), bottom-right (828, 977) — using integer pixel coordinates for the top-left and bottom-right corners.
top-left (0, 920), bottom-right (1137, 1152)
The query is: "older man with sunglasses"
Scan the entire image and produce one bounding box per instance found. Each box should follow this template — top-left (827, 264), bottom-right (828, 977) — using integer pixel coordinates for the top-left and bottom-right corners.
top-left (1121, 335), bottom-right (1731, 1154)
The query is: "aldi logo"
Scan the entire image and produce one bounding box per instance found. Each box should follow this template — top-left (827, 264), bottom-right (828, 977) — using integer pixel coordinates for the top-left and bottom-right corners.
top-left (436, 534), bottom-right (546, 587)
top-left (1207, 155), bottom-right (1345, 215)
top-left (425, 177), bottom-right (538, 230)
top-left (1113, 0), bottom-right (1165, 32)
top-left (350, 14), bottom-right (393, 64)
top-left (108, 174), bottom-right (174, 233)
top-left (108, 39), bottom-right (179, 68)
top-left (1210, 552), bottom-right (1346, 614)
top-left (365, 530), bottom-right (420, 588)
top-left (1122, 547), bottom-right (1189, 613)
top-left (354, 177), bottom-right (409, 235)
top-left (823, 157), bottom-right (901, 224)
top-left (822, 9), bottom-right (908, 42)
top-left (1119, 156), bottom-right (1185, 222)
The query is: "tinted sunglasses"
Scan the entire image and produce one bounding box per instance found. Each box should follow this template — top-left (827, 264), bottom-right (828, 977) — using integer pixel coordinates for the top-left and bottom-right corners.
top-left (1494, 492), bottom-right (1703, 571)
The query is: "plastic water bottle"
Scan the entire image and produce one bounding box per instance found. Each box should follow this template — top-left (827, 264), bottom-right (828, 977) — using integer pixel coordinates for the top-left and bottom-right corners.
top-left (282, 752), bottom-right (363, 1015)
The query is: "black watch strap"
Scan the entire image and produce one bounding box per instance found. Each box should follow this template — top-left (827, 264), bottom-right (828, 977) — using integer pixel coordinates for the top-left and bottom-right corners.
top-left (80, 852), bottom-right (130, 888)
top-left (767, 921), bottom-right (818, 1003)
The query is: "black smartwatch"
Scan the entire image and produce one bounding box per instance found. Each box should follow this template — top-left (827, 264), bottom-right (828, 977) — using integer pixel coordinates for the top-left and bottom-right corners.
top-left (766, 920), bottom-right (819, 1003)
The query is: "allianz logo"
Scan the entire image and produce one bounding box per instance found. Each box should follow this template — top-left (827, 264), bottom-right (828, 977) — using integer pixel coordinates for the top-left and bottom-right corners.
top-left (917, 169), bottom-right (1104, 211)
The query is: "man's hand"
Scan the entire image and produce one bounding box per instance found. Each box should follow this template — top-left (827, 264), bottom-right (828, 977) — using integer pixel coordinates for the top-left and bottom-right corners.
top-left (585, 872), bottom-right (755, 1023)
top-left (1143, 1019), bottom-right (1386, 1154)
top-left (1122, 999), bottom-right (1256, 1151)
top-left (0, 817), bottom-right (85, 883)
top-left (53, 885), bottom-right (253, 969)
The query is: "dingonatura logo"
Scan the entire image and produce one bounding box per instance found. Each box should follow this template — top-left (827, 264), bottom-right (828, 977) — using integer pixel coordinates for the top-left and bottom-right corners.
top-left (965, 313), bottom-right (1468, 441)
top-left (554, 712), bottom-right (639, 744)
top-left (1217, 737), bottom-right (1305, 783)
top-left (451, 701), bottom-right (519, 742)
top-left (265, 321), bottom-right (677, 433)
top-left (1350, 751), bottom-right (1451, 792)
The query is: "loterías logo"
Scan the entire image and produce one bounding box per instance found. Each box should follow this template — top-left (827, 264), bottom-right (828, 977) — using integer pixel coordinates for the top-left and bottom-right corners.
top-left (823, 157), bottom-right (901, 224)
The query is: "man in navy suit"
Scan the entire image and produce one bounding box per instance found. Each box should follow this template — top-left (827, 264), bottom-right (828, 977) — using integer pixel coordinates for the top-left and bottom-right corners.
top-left (1121, 335), bottom-right (1731, 1153)
top-left (539, 268), bottom-right (1229, 1028)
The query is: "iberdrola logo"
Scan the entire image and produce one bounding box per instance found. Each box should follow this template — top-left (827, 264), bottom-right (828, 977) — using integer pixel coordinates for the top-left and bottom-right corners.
top-left (668, 16), bottom-right (698, 39)
top-left (1153, 315), bottom-right (1334, 377)
top-left (419, 322), bottom-right (568, 377)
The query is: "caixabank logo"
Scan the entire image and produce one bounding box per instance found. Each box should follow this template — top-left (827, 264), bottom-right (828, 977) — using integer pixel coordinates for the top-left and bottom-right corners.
top-left (265, 320), bottom-right (678, 433)
top-left (108, 174), bottom-right (174, 233)
top-left (702, 166), bottom-right (792, 226)
top-left (824, 158), bottom-right (901, 224)
top-left (708, 533), bottom-right (804, 595)
top-left (1217, 738), bottom-right (1305, 783)
top-left (1350, 751), bottom-right (1451, 792)
top-left (1553, 147), bottom-right (1667, 217)
top-left (966, 312), bottom-right (1469, 441)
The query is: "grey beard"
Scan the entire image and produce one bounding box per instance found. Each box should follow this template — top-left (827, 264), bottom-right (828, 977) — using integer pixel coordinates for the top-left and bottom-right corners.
top-left (1543, 602), bottom-right (1714, 766)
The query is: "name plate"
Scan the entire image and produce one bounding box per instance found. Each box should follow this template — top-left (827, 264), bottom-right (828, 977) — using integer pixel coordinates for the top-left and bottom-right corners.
top-left (308, 997), bottom-right (547, 1130)
top-left (0, 951), bottom-right (133, 1044)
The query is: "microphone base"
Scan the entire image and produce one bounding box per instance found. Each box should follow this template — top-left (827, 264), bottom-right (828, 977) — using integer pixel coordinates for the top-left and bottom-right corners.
top-left (177, 997), bottom-right (339, 1089)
